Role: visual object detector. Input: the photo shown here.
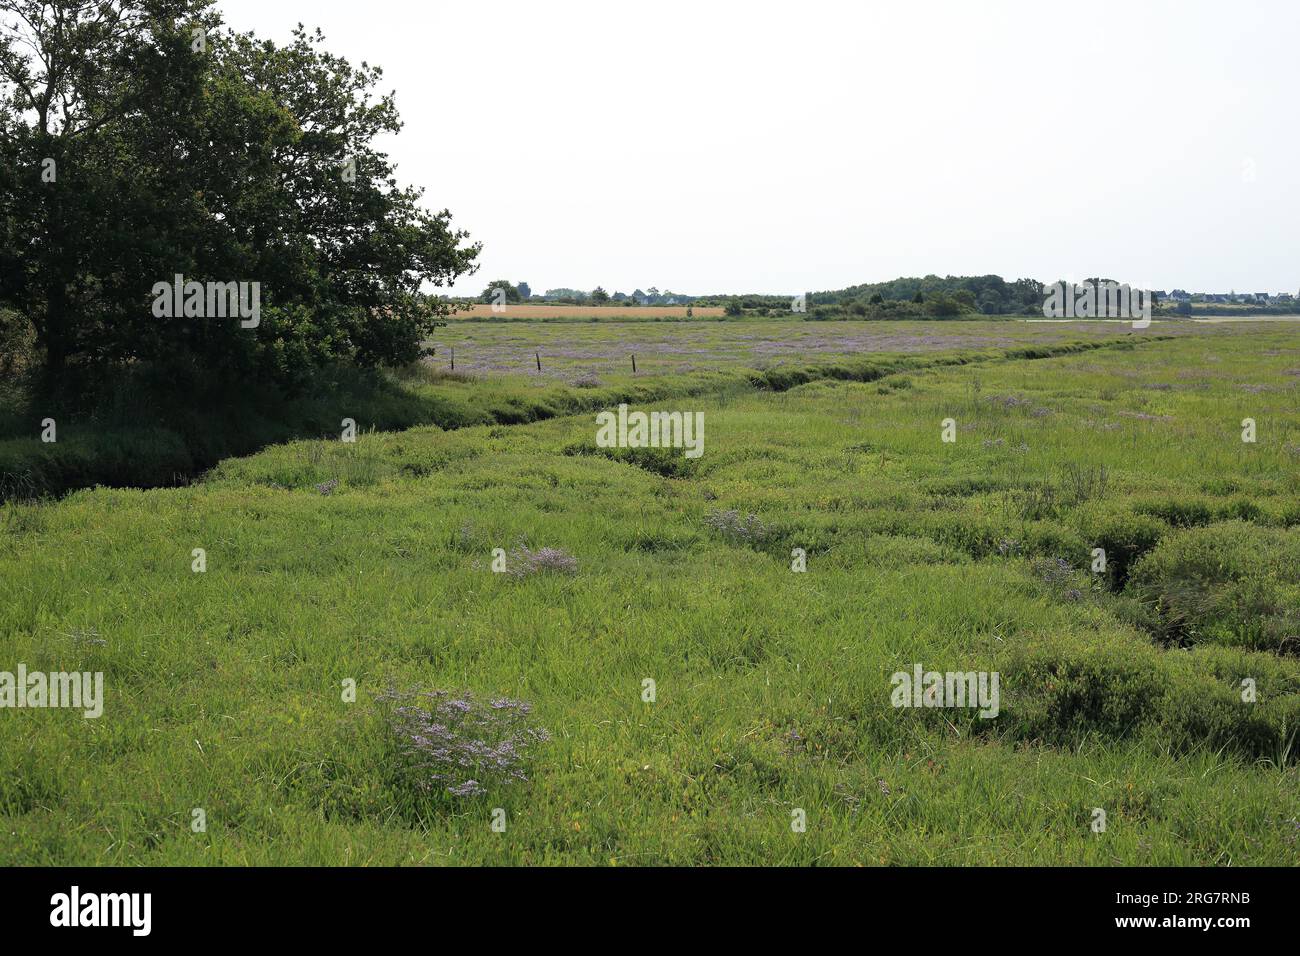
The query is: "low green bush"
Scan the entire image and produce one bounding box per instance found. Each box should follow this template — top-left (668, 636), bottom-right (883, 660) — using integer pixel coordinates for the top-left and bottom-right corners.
top-left (1128, 521), bottom-right (1300, 653)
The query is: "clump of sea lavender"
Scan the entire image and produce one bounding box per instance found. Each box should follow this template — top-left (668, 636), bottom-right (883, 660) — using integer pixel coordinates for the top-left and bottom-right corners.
top-left (509, 545), bottom-right (578, 576)
top-left (703, 508), bottom-right (768, 544)
top-left (65, 626), bottom-right (106, 647)
top-left (572, 371), bottom-right (603, 389)
top-left (315, 478), bottom-right (339, 496)
top-left (1032, 556), bottom-right (1084, 601)
top-left (378, 688), bottom-right (550, 798)
top-left (1034, 556), bottom-right (1075, 586)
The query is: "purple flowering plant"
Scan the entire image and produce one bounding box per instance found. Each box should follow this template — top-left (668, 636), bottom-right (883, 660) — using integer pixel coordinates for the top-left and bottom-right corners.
top-left (508, 545), bottom-right (578, 577)
top-left (378, 687), bottom-right (550, 798)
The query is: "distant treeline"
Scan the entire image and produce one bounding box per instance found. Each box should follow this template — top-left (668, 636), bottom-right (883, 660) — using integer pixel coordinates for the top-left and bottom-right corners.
top-left (1170, 303), bottom-right (1300, 317)
top-left (475, 281), bottom-right (695, 307)
top-left (459, 276), bottom-right (1300, 321)
top-left (466, 275), bottom-right (1049, 319)
top-left (809, 275), bottom-right (1047, 316)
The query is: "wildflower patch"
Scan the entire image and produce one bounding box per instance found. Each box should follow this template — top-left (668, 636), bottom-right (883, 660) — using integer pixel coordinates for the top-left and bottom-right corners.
top-left (378, 688), bottom-right (550, 798)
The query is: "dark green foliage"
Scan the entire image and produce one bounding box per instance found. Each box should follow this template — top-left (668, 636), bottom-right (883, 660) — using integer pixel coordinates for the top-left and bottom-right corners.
top-left (0, 2), bottom-right (478, 393)
top-left (780, 275), bottom-right (1049, 320)
top-left (1076, 509), bottom-right (1166, 587)
top-left (1128, 522), bottom-right (1300, 653)
top-left (1001, 647), bottom-right (1299, 765)
top-left (480, 280), bottom-right (522, 304)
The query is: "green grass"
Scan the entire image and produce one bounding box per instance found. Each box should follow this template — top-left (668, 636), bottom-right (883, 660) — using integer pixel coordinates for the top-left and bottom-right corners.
top-left (1, 325), bottom-right (1298, 865)
top-left (0, 324), bottom-right (1160, 501)
top-left (425, 316), bottom-right (1214, 382)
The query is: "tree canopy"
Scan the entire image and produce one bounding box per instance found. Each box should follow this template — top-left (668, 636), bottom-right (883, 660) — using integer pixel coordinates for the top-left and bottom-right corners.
top-left (0, 0), bottom-right (478, 393)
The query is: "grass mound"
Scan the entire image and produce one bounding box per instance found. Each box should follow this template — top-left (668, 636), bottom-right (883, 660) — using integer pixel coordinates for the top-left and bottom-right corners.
top-left (1128, 522), bottom-right (1300, 653)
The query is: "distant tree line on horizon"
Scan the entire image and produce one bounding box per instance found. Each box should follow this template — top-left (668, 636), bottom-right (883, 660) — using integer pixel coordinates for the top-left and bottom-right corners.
top-left (468, 275), bottom-right (1049, 319)
top-left (477, 281), bottom-right (693, 307)
top-left (463, 275), bottom-right (1300, 321)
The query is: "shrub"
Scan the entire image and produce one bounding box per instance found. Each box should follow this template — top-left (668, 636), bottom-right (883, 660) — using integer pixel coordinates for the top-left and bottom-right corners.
top-left (508, 545), bottom-right (578, 576)
top-left (1076, 509), bottom-right (1166, 587)
top-left (567, 443), bottom-right (701, 479)
top-left (704, 509), bottom-right (769, 545)
top-left (1127, 522), bottom-right (1300, 652)
top-left (0, 309), bottom-right (35, 381)
top-left (1134, 496), bottom-right (1214, 528)
top-left (1013, 465), bottom-right (1108, 520)
top-left (378, 688), bottom-right (550, 798)
top-left (1000, 646), bottom-right (1299, 764)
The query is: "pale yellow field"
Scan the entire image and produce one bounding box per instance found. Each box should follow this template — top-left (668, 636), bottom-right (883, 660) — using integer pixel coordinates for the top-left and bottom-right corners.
top-left (450, 303), bottom-right (725, 320)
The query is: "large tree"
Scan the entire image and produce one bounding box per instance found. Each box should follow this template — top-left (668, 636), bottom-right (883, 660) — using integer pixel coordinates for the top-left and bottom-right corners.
top-left (0, 0), bottom-right (478, 392)
top-left (479, 279), bottom-right (520, 304)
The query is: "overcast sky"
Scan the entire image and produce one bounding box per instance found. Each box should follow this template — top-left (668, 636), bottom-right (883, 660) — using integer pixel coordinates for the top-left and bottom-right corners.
top-left (217, 0), bottom-right (1300, 296)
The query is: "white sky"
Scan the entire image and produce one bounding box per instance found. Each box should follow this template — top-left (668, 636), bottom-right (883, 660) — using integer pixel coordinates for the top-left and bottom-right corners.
top-left (217, 0), bottom-right (1300, 296)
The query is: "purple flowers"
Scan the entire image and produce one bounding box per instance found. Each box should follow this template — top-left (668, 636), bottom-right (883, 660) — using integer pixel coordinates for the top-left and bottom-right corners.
top-left (508, 546), bottom-right (578, 577)
top-left (447, 779), bottom-right (485, 798)
top-left (704, 509), bottom-right (768, 545)
top-left (379, 688), bottom-right (550, 798)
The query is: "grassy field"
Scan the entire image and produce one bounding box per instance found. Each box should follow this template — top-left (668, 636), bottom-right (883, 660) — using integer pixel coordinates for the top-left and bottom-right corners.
top-left (449, 304), bottom-right (726, 320)
top-left (2, 323), bottom-right (1299, 865)
top-left (0, 320), bottom-right (1172, 500)
top-left (428, 318), bottom-right (1214, 383)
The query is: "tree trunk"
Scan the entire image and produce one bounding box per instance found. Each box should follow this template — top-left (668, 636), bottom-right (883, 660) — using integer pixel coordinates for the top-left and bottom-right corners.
top-left (38, 278), bottom-right (71, 397)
